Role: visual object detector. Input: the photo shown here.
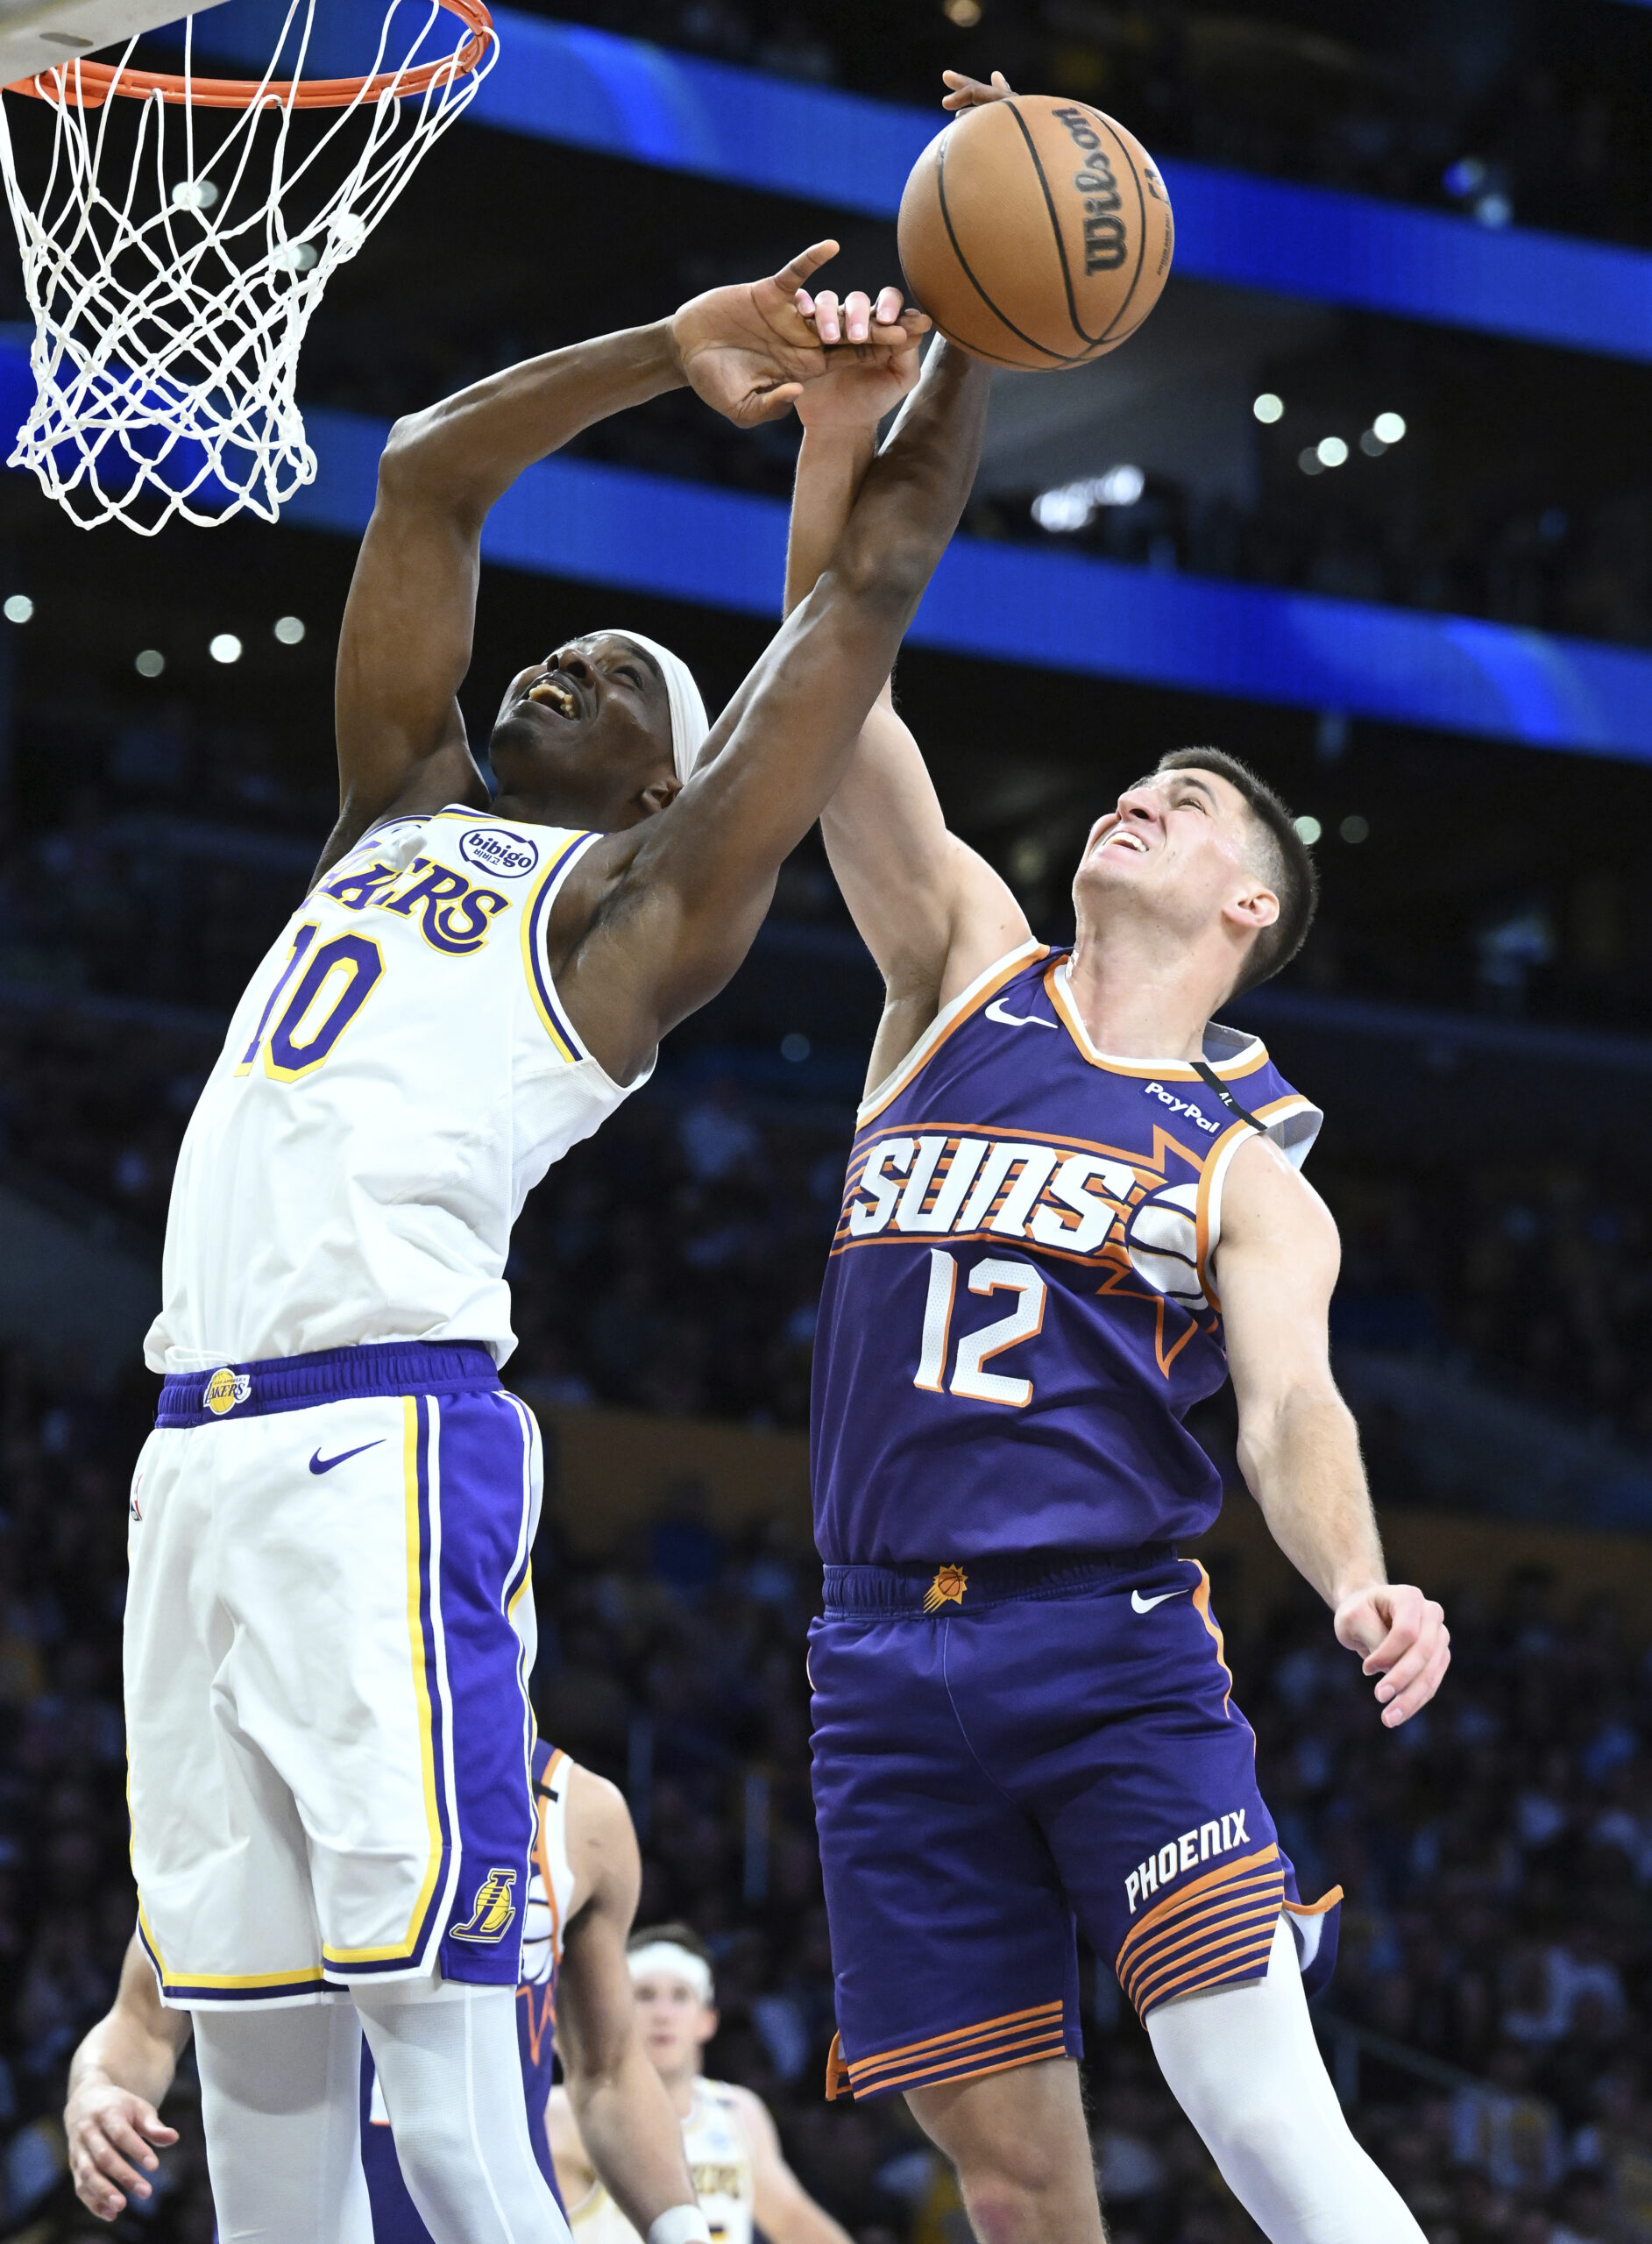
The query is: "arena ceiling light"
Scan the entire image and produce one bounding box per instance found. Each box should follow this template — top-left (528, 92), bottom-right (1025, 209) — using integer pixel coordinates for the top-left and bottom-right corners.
top-left (1032, 466), bottom-right (1146, 531)
top-left (3, 593), bottom-right (31, 622)
top-left (1316, 437), bottom-right (1350, 468)
top-left (1252, 393), bottom-right (1284, 423)
top-left (209, 633), bottom-right (243, 664)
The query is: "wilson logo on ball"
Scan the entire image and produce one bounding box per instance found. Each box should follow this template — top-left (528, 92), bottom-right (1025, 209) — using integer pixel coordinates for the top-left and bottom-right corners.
top-left (1052, 107), bottom-right (1127, 273)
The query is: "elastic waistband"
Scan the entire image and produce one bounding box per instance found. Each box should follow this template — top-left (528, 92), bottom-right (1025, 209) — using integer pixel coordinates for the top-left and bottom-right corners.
top-left (156, 1342), bottom-right (500, 1430)
top-left (822, 1547), bottom-right (1175, 1615)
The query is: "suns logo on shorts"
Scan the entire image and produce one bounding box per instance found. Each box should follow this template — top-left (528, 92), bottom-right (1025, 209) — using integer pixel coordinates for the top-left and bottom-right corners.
top-left (451, 1867), bottom-right (518, 1943)
top-left (924, 1565), bottom-right (968, 1614)
top-left (203, 1369), bottom-right (252, 1417)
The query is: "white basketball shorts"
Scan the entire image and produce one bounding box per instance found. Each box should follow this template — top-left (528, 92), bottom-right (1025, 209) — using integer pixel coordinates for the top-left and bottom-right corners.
top-left (125, 1342), bottom-right (540, 2008)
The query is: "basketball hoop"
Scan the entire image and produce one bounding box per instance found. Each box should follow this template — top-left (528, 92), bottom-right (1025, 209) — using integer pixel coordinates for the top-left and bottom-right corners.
top-left (0, 0), bottom-right (496, 531)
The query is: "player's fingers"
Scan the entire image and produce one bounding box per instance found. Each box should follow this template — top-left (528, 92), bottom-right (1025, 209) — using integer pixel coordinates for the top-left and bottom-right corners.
top-left (874, 284), bottom-right (904, 327)
top-left (1382, 1638), bottom-right (1451, 1727)
top-left (812, 289), bottom-right (842, 344)
top-left (71, 2159), bottom-right (126, 2219)
top-left (1372, 1625), bottom-right (1438, 1707)
top-left (773, 240), bottom-right (838, 293)
top-left (842, 289), bottom-right (873, 344)
top-left (101, 2113), bottom-right (161, 2170)
top-left (88, 2134), bottom-right (152, 2198)
top-left (740, 381), bottom-right (805, 426)
top-left (1356, 1587), bottom-right (1425, 1675)
top-left (793, 287), bottom-right (815, 319)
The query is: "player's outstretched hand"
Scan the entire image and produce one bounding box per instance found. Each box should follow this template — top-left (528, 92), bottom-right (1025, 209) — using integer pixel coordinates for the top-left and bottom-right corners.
top-left (66, 2081), bottom-right (177, 2220)
top-left (672, 244), bottom-right (925, 430)
top-left (1334, 1583), bottom-right (1450, 1729)
top-left (792, 283), bottom-right (932, 430)
top-left (941, 68), bottom-right (1015, 109)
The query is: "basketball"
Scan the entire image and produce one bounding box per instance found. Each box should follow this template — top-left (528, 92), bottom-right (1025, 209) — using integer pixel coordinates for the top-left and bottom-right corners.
top-left (897, 95), bottom-right (1174, 370)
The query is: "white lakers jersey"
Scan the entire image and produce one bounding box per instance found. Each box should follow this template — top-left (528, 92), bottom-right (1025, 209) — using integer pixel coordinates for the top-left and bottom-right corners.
top-left (571, 2081), bottom-right (755, 2244)
top-left (147, 809), bottom-right (643, 1371)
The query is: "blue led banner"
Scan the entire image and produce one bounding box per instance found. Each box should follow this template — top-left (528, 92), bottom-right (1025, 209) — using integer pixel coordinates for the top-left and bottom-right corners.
top-left (181, 1), bottom-right (1652, 364)
top-left (269, 405), bottom-right (1652, 763)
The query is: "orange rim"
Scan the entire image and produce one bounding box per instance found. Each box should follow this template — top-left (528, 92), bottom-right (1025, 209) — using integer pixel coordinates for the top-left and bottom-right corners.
top-left (7, 0), bottom-right (493, 107)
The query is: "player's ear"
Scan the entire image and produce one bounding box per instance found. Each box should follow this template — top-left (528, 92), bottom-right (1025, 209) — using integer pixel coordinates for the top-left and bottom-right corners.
top-left (1224, 879), bottom-right (1279, 934)
top-left (696, 2004), bottom-right (720, 2047)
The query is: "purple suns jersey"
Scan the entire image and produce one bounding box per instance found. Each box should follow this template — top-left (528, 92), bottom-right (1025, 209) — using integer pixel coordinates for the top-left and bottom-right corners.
top-left (359, 1737), bottom-right (572, 2237)
top-left (811, 942), bottom-right (1322, 1564)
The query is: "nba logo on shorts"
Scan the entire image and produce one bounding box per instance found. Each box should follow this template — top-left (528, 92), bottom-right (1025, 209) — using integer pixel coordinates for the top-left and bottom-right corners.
top-left (203, 1369), bottom-right (252, 1417)
top-left (451, 1868), bottom-right (518, 1942)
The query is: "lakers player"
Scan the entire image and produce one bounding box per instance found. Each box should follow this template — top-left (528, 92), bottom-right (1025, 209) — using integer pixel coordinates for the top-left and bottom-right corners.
top-left (550, 1927), bottom-right (852, 2244)
top-left (124, 239), bottom-right (990, 2244)
top-left (781, 129), bottom-right (1450, 2244)
top-left (66, 1745), bottom-right (695, 2235)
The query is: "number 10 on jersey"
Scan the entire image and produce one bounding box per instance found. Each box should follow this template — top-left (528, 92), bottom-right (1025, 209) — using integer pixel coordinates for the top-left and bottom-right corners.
top-left (915, 1250), bottom-right (1047, 1408)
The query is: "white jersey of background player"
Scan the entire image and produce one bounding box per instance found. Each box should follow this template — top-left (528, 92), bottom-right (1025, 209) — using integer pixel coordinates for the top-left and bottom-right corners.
top-left (121, 233), bottom-right (989, 2244)
top-left (551, 1929), bottom-right (851, 2244)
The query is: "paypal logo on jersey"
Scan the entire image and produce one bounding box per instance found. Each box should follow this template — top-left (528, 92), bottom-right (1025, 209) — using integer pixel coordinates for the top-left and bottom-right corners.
top-left (459, 827), bottom-right (540, 879)
top-left (1144, 1081), bottom-right (1220, 1134)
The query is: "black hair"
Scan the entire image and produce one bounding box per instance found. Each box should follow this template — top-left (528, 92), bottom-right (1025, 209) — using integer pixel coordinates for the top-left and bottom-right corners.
top-left (627, 1921), bottom-right (713, 1966)
top-left (1153, 747), bottom-right (1319, 995)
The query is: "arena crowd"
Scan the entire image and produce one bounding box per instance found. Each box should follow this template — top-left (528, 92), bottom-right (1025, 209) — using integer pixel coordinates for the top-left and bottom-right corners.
top-left (0, 1340), bottom-right (1648, 2240)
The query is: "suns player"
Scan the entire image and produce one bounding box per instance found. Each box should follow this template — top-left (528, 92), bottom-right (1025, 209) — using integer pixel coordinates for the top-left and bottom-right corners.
top-left (124, 239), bottom-right (990, 2244)
top-left (67, 1745), bottom-right (696, 2235)
top-left (551, 1926), bottom-right (852, 2244)
top-left (782, 100), bottom-right (1449, 2244)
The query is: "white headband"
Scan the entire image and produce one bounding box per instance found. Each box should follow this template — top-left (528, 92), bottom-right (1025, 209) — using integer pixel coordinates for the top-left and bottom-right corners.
top-left (614, 631), bottom-right (710, 785)
top-left (627, 1942), bottom-right (714, 2005)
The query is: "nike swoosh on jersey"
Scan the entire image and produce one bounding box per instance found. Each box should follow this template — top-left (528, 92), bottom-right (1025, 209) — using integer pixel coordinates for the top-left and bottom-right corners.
top-left (308, 1440), bottom-right (386, 1475)
top-left (984, 998), bottom-right (1055, 1029)
top-left (1131, 1588), bottom-right (1186, 1614)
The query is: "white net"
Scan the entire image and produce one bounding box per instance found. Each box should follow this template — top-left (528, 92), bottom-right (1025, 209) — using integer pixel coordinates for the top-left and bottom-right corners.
top-left (0, 0), bottom-right (495, 531)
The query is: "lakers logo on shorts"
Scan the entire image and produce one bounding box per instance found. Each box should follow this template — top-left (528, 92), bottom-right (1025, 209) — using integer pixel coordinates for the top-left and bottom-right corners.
top-left (924, 1564), bottom-right (968, 1615)
top-left (203, 1368), bottom-right (252, 1417)
top-left (451, 1867), bottom-right (518, 1943)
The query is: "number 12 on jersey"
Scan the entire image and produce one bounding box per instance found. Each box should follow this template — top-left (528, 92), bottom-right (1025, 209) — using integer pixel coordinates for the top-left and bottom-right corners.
top-left (914, 1249), bottom-right (1046, 1408)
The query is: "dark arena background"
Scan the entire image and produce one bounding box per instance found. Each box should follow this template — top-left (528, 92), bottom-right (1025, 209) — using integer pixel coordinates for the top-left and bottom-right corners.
top-left (3, 0), bottom-right (1652, 2237)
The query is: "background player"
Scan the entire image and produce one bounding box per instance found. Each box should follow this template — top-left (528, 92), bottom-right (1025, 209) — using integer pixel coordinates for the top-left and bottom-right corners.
top-left (551, 1925), bottom-right (852, 2244)
top-left (66, 1744), bottom-right (696, 2235)
top-left (126, 245), bottom-right (989, 2244)
top-left (782, 150), bottom-right (1448, 2244)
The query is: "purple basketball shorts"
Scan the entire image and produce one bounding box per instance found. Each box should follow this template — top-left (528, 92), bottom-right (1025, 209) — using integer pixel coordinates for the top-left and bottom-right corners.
top-left (808, 1550), bottom-right (1340, 2099)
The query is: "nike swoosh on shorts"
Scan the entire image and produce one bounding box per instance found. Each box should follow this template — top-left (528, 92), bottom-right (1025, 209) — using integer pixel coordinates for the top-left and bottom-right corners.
top-left (984, 998), bottom-right (1054, 1029)
top-left (308, 1440), bottom-right (386, 1475)
top-left (1131, 1588), bottom-right (1186, 1614)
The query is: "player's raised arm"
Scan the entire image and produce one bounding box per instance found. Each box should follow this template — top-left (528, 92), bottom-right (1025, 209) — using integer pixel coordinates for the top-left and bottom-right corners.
top-left (780, 327), bottom-right (1030, 1090)
top-left (549, 338), bottom-right (995, 1085)
top-left (1216, 1137), bottom-right (1450, 1727)
top-left (556, 1768), bottom-right (701, 2236)
top-left (322, 242), bottom-right (862, 878)
top-left (65, 1934), bottom-right (189, 2223)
